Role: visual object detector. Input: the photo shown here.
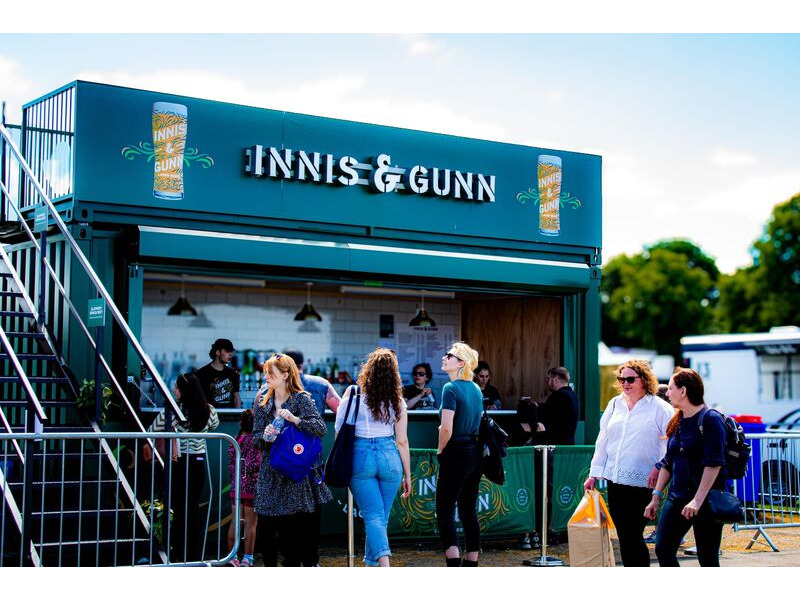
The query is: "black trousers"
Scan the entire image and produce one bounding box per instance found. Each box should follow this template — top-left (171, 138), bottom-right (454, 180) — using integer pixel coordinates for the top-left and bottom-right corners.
top-left (606, 481), bottom-right (652, 567)
top-left (258, 506), bottom-right (322, 567)
top-left (169, 454), bottom-right (208, 563)
top-left (655, 496), bottom-right (723, 567)
top-left (435, 441), bottom-right (482, 553)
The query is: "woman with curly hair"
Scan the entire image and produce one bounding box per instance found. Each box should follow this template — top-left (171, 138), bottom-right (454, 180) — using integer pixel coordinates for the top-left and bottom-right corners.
top-left (335, 348), bottom-right (411, 566)
top-left (583, 359), bottom-right (675, 566)
top-left (437, 342), bottom-right (484, 566)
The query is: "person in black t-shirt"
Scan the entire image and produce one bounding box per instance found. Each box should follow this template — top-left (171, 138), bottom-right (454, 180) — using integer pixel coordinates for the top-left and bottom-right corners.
top-left (194, 338), bottom-right (241, 408)
top-left (537, 366), bottom-right (579, 445)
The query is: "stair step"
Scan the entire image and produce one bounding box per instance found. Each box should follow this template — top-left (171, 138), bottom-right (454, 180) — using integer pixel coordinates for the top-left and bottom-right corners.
top-left (0, 291), bottom-right (23, 298)
top-left (5, 331), bottom-right (45, 339)
top-left (0, 310), bottom-right (34, 318)
top-left (33, 507), bottom-right (138, 518)
top-left (0, 376), bottom-right (69, 384)
top-left (0, 353), bottom-right (59, 360)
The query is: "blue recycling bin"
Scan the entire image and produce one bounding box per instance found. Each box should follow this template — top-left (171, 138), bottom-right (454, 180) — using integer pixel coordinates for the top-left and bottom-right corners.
top-left (733, 416), bottom-right (765, 503)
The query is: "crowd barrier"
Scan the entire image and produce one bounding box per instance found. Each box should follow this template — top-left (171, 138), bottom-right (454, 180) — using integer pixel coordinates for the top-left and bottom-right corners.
top-left (0, 431), bottom-right (240, 567)
top-left (734, 431), bottom-right (800, 551)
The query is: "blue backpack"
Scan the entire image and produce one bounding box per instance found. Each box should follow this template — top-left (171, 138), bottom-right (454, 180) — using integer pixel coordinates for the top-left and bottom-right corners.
top-left (268, 423), bottom-right (323, 483)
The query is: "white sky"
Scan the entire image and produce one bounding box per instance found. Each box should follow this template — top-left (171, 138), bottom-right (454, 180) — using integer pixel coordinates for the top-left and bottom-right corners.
top-left (1, 14), bottom-right (798, 274)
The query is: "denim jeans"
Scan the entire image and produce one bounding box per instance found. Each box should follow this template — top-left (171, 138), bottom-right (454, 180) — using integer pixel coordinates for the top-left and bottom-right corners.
top-left (655, 495), bottom-right (723, 567)
top-left (349, 436), bottom-right (403, 566)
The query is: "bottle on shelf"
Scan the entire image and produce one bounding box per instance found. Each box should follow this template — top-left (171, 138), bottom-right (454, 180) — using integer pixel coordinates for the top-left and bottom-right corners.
top-left (331, 357), bottom-right (339, 383)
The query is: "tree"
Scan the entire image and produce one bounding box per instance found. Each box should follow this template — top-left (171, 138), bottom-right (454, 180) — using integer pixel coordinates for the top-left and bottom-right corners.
top-left (601, 240), bottom-right (718, 361)
top-left (715, 193), bottom-right (800, 331)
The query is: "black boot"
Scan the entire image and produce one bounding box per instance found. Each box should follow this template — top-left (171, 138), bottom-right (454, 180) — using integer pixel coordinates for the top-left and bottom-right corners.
top-left (446, 557), bottom-right (462, 567)
top-left (462, 559), bottom-right (478, 567)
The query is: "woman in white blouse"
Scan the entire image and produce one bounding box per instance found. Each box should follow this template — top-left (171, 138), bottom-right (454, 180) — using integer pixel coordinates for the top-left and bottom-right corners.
top-left (335, 348), bottom-right (411, 566)
top-left (583, 359), bottom-right (674, 566)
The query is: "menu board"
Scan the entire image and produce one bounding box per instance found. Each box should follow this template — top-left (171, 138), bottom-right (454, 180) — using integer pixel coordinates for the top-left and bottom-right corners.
top-left (395, 324), bottom-right (457, 388)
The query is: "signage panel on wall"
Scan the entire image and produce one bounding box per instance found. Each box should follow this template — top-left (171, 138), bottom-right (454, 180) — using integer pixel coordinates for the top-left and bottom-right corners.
top-left (72, 81), bottom-right (602, 250)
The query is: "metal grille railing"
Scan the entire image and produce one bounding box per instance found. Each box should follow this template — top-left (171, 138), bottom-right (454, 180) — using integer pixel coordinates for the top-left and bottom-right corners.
top-left (20, 85), bottom-right (75, 209)
top-left (0, 431), bottom-right (240, 567)
top-left (734, 431), bottom-right (800, 551)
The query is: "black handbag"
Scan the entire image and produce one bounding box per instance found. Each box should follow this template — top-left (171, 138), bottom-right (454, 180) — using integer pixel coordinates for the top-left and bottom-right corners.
top-left (478, 405), bottom-right (509, 485)
top-left (324, 385), bottom-right (361, 488)
top-left (706, 489), bottom-right (744, 524)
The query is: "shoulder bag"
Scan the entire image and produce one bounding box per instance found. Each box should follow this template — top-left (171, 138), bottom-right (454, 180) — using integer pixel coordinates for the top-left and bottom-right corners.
top-left (324, 385), bottom-right (361, 488)
top-left (268, 402), bottom-right (323, 483)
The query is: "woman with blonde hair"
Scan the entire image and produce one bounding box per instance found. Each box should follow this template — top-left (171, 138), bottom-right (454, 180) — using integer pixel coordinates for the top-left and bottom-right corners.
top-left (253, 353), bottom-right (332, 566)
top-left (436, 342), bottom-right (484, 566)
top-left (583, 359), bottom-right (674, 566)
top-left (335, 348), bottom-right (411, 566)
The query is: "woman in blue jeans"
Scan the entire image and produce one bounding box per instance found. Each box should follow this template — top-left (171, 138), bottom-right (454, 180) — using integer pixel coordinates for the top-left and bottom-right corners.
top-left (335, 348), bottom-right (411, 566)
top-left (644, 367), bottom-right (727, 567)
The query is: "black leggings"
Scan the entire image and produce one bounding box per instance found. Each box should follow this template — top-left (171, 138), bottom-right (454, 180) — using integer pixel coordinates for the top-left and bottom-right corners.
top-left (655, 496), bottom-right (723, 567)
top-left (257, 506), bottom-right (322, 567)
top-left (435, 441), bottom-right (482, 553)
top-left (606, 481), bottom-right (652, 567)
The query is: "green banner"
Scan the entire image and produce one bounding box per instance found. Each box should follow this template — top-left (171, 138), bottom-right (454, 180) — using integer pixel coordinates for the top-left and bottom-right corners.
top-left (549, 445), bottom-right (596, 533)
top-left (321, 447), bottom-right (537, 539)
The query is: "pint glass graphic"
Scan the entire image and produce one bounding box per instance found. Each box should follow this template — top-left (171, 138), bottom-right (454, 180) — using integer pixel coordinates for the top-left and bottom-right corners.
top-left (152, 102), bottom-right (187, 200)
top-left (538, 155), bottom-right (561, 236)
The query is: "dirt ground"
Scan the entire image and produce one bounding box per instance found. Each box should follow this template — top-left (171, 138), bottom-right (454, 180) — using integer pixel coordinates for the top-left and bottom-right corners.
top-left (313, 524), bottom-right (800, 567)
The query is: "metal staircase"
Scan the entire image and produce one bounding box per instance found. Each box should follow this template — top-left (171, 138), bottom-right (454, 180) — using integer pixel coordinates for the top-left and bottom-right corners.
top-left (0, 114), bottom-right (188, 566)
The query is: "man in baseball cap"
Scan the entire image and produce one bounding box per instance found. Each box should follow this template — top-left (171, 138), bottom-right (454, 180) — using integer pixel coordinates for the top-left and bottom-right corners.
top-left (194, 338), bottom-right (241, 408)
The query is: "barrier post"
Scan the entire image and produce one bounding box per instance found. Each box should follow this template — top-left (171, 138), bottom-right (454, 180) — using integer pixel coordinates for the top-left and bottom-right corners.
top-left (524, 446), bottom-right (564, 567)
top-left (347, 487), bottom-right (355, 567)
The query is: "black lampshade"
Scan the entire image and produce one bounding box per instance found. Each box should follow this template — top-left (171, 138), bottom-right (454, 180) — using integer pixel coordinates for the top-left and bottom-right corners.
top-left (409, 307), bottom-right (436, 328)
top-left (294, 302), bottom-right (322, 322)
top-left (294, 282), bottom-right (322, 321)
top-left (167, 296), bottom-right (198, 316)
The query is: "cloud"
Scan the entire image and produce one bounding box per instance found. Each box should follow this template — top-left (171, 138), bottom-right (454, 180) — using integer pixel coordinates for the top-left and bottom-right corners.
top-left (0, 55), bottom-right (35, 122)
top-left (77, 66), bottom-right (506, 142)
top-left (711, 148), bottom-right (760, 168)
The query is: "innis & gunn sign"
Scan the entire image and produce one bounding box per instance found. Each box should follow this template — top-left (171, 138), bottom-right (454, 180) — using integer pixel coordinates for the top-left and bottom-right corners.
top-left (244, 145), bottom-right (496, 202)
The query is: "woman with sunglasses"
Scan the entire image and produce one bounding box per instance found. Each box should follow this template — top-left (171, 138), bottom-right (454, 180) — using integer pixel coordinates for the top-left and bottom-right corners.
top-left (253, 353), bottom-right (332, 566)
top-left (583, 359), bottom-right (674, 566)
top-left (403, 362), bottom-right (439, 410)
top-left (436, 342), bottom-right (483, 566)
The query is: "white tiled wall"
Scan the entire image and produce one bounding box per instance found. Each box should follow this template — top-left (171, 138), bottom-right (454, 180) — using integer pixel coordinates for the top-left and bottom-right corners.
top-left (141, 283), bottom-right (459, 392)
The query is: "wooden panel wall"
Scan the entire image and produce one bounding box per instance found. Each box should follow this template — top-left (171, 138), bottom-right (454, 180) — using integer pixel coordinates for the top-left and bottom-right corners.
top-left (462, 297), bottom-right (562, 408)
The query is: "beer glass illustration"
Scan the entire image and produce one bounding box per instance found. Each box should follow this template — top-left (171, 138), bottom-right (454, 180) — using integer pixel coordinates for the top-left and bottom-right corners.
top-left (537, 155), bottom-right (561, 236)
top-left (152, 102), bottom-right (187, 200)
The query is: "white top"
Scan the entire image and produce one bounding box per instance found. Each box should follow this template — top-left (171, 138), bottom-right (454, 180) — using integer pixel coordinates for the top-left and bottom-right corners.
top-left (334, 386), bottom-right (406, 438)
top-left (589, 394), bottom-right (674, 487)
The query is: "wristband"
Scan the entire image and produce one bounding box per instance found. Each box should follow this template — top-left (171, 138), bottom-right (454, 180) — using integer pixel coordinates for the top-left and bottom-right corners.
top-left (652, 489), bottom-right (662, 498)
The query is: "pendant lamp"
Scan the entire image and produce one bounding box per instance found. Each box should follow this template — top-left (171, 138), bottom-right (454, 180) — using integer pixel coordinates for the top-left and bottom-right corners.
top-left (409, 290), bottom-right (436, 327)
top-left (167, 275), bottom-right (198, 316)
top-left (294, 282), bottom-right (322, 321)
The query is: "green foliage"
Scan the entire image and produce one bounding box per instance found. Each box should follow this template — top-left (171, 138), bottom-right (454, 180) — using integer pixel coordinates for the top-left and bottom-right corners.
top-left (76, 379), bottom-right (114, 422)
top-left (715, 193), bottom-right (800, 331)
top-left (601, 240), bottom-right (717, 361)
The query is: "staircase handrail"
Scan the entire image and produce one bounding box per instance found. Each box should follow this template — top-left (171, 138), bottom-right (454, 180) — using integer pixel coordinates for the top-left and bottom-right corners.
top-left (0, 325), bottom-right (48, 423)
top-left (0, 122), bottom-right (185, 424)
top-left (0, 242), bottom-right (158, 458)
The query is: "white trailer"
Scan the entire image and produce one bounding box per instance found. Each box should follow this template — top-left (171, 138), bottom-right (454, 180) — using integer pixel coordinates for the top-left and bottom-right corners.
top-left (681, 327), bottom-right (800, 426)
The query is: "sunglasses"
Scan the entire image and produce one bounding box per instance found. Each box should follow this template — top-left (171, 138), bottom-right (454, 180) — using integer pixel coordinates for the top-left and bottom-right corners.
top-left (414, 371), bottom-right (427, 377)
top-left (445, 352), bottom-right (462, 361)
top-left (617, 376), bottom-right (640, 384)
